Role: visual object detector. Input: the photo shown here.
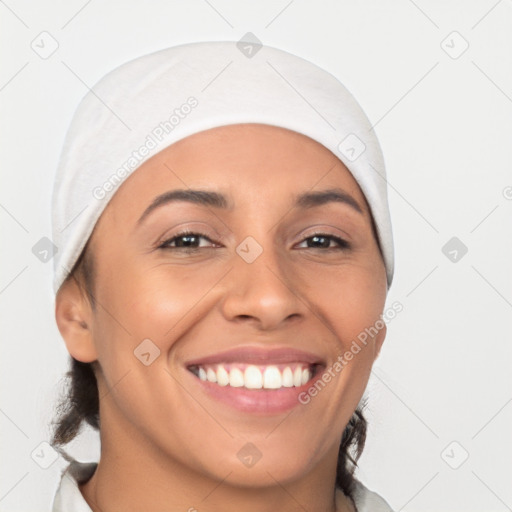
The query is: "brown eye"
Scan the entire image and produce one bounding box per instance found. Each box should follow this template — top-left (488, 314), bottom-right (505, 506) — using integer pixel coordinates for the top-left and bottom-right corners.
top-left (159, 231), bottom-right (216, 250)
top-left (297, 234), bottom-right (350, 250)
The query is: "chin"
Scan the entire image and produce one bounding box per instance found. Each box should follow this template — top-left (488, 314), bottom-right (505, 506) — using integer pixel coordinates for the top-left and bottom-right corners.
top-left (198, 445), bottom-right (318, 489)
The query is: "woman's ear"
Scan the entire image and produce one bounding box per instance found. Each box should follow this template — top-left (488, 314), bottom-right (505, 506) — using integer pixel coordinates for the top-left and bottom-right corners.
top-left (55, 277), bottom-right (98, 363)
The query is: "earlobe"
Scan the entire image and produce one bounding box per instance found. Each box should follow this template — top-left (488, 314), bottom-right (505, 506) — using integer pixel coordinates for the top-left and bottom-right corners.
top-left (55, 278), bottom-right (98, 363)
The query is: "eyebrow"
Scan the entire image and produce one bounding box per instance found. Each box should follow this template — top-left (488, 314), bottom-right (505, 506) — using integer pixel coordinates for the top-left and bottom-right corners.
top-left (295, 188), bottom-right (363, 213)
top-left (137, 187), bottom-right (363, 225)
top-left (137, 189), bottom-right (230, 225)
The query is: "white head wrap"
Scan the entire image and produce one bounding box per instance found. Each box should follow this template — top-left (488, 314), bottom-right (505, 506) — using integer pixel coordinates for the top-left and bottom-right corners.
top-left (52, 40), bottom-right (394, 293)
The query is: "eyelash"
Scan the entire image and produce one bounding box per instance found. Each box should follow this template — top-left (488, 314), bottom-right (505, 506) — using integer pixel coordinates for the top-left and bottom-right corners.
top-left (158, 230), bottom-right (350, 251)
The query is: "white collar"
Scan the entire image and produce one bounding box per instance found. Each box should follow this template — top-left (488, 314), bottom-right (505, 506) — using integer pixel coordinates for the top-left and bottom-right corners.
top-left (52, 460), bottom-right (96, 512)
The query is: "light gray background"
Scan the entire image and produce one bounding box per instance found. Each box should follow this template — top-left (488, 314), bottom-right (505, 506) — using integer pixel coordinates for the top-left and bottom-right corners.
top-left (1, 1), bottom-right (511, 511)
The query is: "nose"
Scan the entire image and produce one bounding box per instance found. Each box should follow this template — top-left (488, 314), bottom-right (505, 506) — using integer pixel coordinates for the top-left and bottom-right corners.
top-left (220, 238), bottom-right (307, 331)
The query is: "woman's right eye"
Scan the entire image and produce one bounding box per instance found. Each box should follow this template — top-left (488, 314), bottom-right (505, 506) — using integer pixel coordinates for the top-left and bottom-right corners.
top-left (159, 231), bottom-right (216, 250)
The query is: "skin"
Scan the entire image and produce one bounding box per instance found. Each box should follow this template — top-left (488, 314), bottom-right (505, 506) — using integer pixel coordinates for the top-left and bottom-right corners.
top-left (56, 123), bottom-right (387, 512)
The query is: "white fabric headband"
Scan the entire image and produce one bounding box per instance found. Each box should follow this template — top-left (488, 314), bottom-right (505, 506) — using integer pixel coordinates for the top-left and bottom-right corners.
top-left (52, 40), bottom-right (394, 293)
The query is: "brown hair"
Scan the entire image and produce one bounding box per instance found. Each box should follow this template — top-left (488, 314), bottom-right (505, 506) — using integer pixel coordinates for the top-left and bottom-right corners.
top-left (50, 245), bottom-right (368, 498)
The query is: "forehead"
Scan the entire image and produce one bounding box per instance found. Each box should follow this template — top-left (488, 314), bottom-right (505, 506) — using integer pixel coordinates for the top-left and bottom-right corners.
top-left (100, 123), bottom-right (370, 225)
top-left (161, 123), bottom-right (341, 175)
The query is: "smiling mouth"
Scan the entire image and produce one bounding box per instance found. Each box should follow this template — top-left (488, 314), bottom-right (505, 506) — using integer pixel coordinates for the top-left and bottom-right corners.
top-left (188, 362), bottom-right (321, 390)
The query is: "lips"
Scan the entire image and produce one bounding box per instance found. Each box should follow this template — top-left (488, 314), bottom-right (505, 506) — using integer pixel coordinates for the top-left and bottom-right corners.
top-left (185, 346), bottom-right (324, 367)
top-left (185, 347), bottom-right (325, 409)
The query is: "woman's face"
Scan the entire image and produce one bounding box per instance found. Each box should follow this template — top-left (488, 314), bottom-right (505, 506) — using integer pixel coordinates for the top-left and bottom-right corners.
top-left (64, 123), bottom-right (387, 487)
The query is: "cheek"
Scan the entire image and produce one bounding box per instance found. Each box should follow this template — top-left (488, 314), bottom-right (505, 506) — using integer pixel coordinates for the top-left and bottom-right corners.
top-left (88, 268), bottom-right (196, 429)
top-left (127, 266), bottom-right (225, 339)
top-left (301, 259), bottom-right (386, 340)
top-left (299, 262), bottom-right (386, 397)
top-left (95, 260), bottom-right (226, 359)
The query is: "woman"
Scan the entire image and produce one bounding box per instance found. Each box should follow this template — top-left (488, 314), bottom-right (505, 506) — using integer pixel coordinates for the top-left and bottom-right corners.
top-left (50, 40), bottom-right (395, 512)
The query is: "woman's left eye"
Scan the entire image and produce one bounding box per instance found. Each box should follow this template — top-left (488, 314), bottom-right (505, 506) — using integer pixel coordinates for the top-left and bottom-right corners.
top-left (296, 234), bottom-right (350, 250)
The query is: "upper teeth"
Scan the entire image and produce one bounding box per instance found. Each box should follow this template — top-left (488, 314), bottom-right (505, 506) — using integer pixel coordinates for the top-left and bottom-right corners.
top-left (193, 364), bottom-right (313, 390)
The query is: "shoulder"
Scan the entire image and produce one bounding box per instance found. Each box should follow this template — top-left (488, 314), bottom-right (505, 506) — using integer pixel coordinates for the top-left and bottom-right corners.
top-left (52, 460), bottom-right (97, 512)
top-left (350, 479), bottom-right (395, 512)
